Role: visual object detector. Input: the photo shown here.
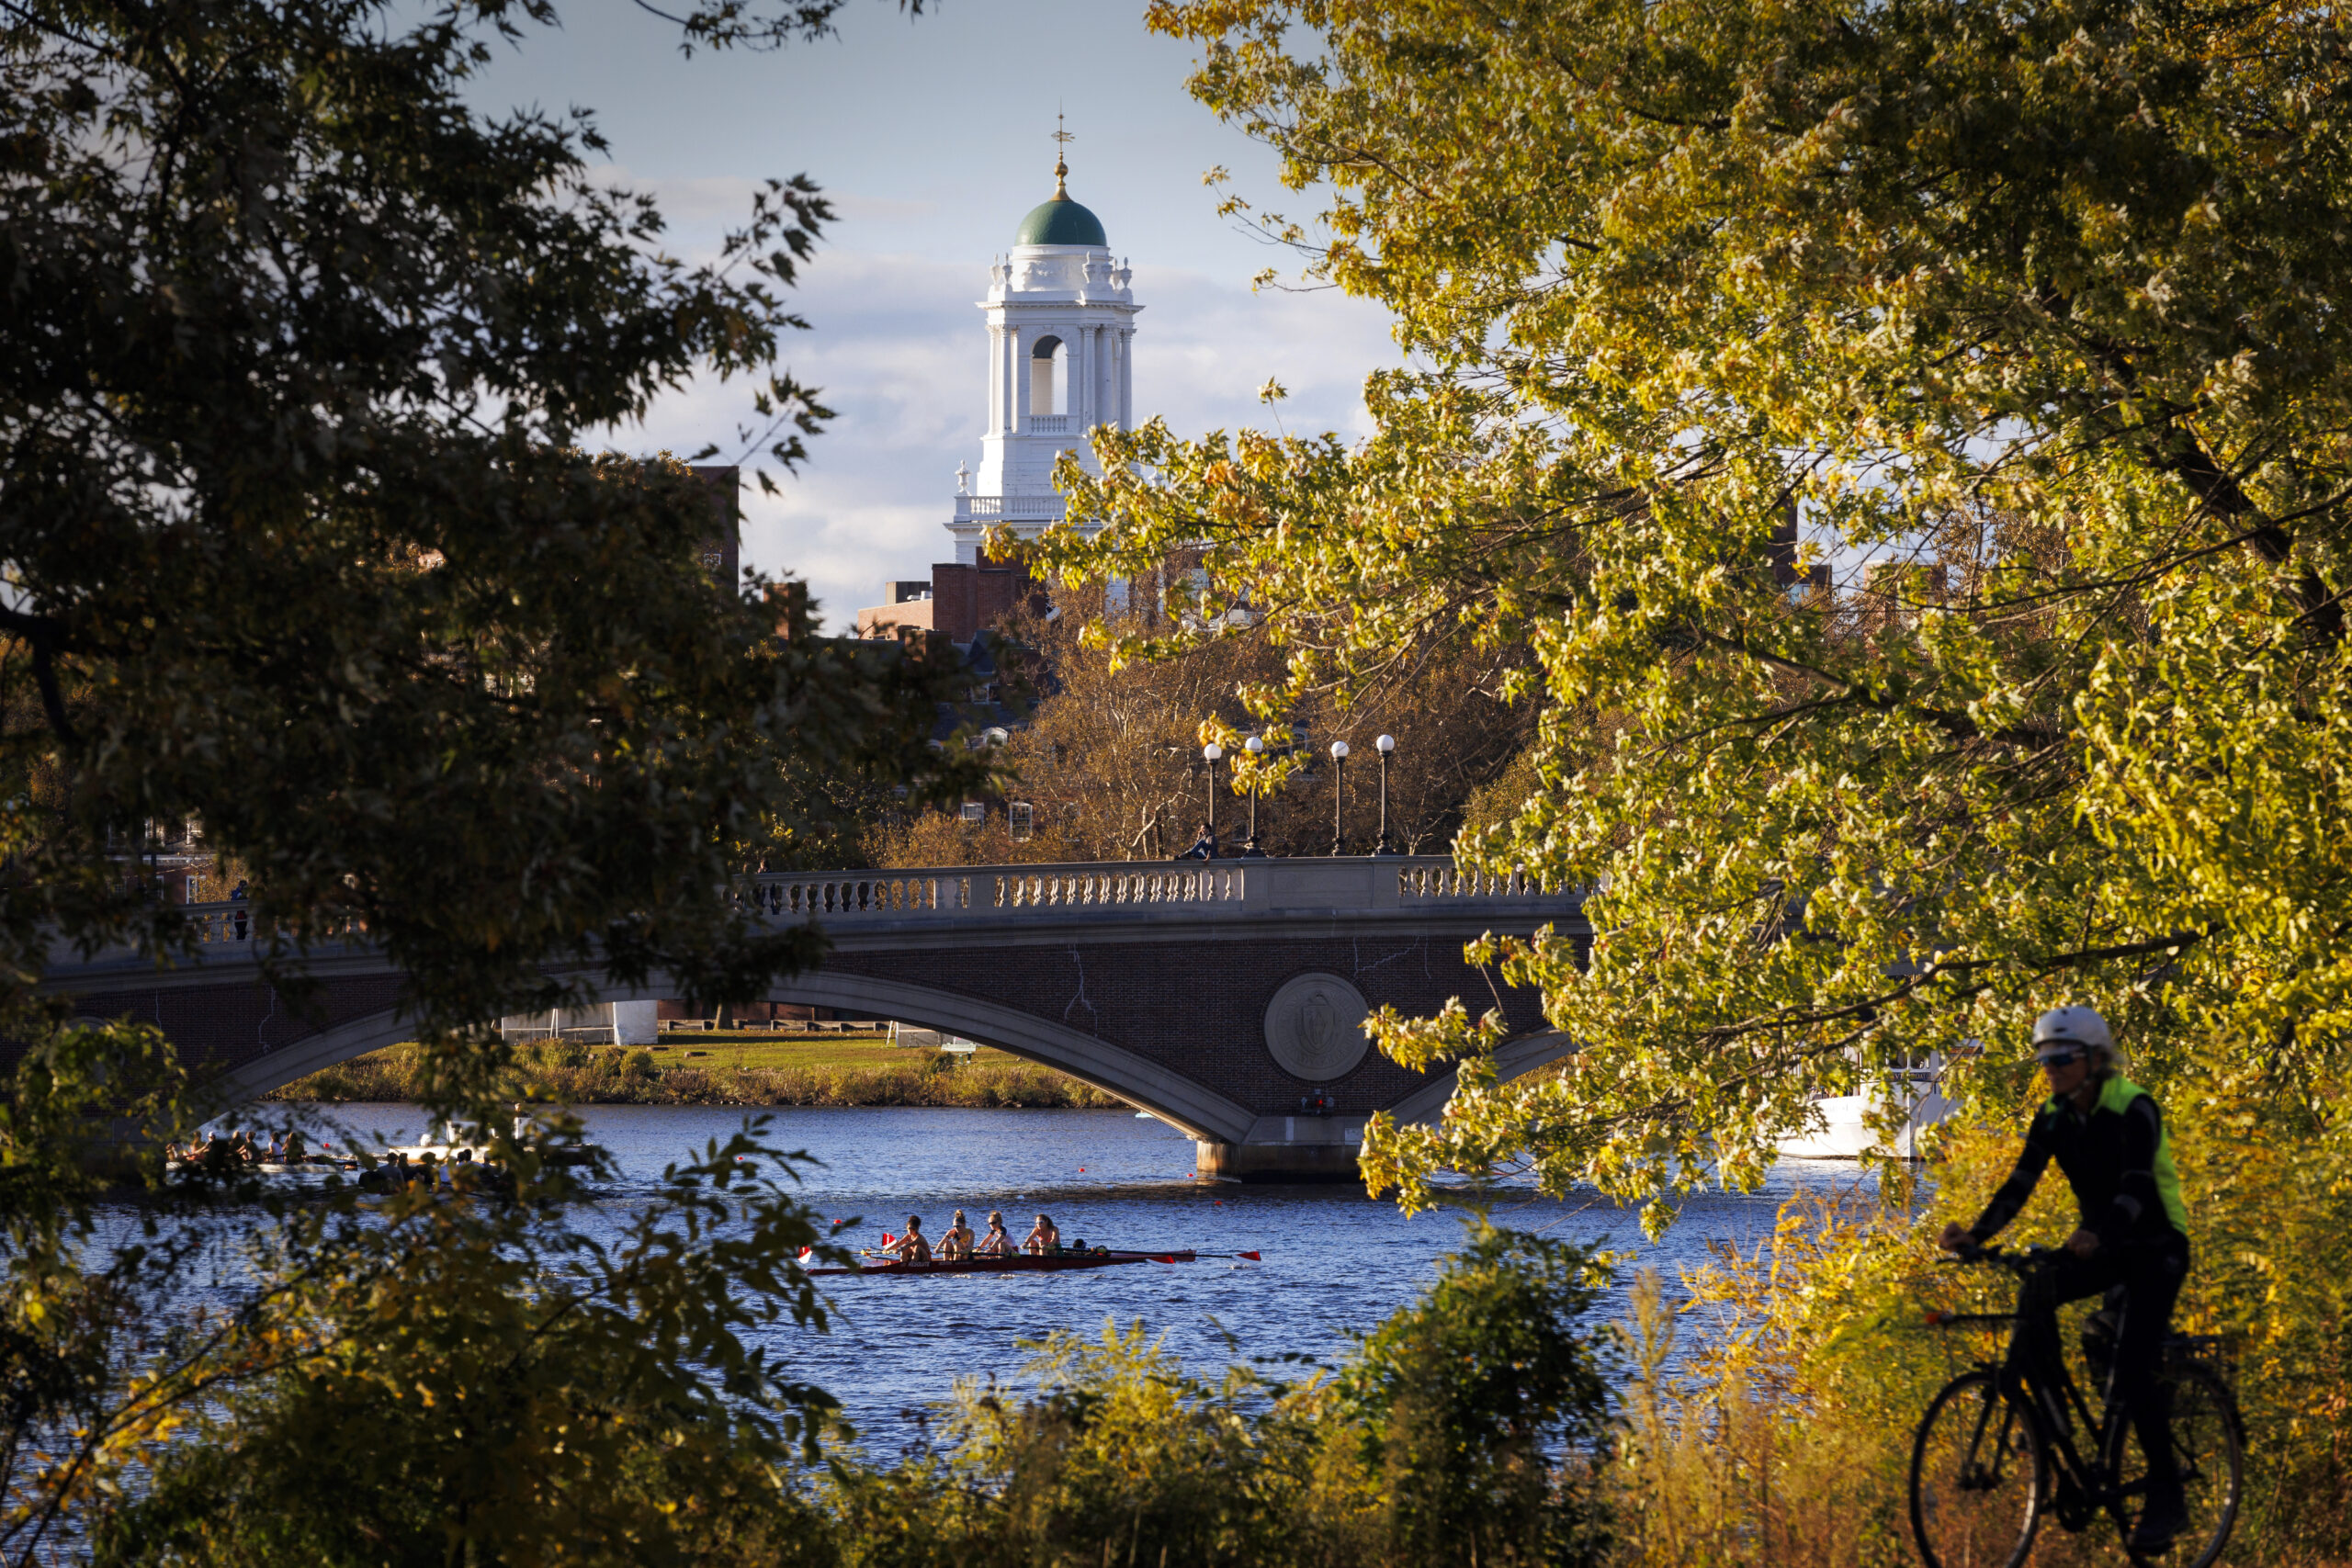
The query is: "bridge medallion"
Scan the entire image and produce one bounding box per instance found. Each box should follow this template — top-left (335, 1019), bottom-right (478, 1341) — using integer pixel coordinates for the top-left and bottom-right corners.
top-left (1263, 973), bottom-right (1370, 1082)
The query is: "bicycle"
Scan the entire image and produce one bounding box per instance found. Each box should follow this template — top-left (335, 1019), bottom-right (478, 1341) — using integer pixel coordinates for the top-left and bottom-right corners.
top-left (1908, 1243), bottom-right (2243, 1568)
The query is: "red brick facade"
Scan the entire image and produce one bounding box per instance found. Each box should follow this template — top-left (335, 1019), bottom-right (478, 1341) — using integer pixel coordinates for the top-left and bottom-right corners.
top-left (854, 561), bottom-right (1038, 644)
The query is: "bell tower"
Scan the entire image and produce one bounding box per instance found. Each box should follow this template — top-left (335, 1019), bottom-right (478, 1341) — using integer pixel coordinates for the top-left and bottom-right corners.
top-left (947, 128), bottom-right (1139, 565)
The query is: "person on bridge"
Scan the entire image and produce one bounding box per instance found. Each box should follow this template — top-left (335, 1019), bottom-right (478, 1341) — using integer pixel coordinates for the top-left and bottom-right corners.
top-left (1177, 821), bottom-right (1218, 860)
top-left (973, 1211), bottom-right (1012, 1256)
top-left (885, 1216), bottom-right (933, 1264)
top-left (937, 1210), bottom-right (974, 1261)
top-left (1022, 1213), bottom-right (1060, 1255)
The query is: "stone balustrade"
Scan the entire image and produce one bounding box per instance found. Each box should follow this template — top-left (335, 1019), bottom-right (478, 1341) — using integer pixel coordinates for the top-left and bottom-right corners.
top-left (157, 856), bottom-right (1579, 950)
top-left (741, 855), bottom-right (1577, 922)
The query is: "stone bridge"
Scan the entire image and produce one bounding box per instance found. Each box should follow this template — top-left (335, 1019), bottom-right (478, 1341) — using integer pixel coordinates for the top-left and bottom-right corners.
top-left (46, 856), bottom-right (1589, 1179)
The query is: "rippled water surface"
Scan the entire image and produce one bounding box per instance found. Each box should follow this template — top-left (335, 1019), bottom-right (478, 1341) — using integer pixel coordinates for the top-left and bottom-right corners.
top-left (183, 1104), bottom-right (1887, 1450)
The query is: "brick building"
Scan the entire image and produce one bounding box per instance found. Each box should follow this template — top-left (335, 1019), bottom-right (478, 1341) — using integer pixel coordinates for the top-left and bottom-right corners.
top-left (854, 559), bottom-right (1040, 644)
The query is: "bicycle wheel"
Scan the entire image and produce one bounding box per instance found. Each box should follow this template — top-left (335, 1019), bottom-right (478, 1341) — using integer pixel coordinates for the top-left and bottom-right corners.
top-left (1911, 1369), bottom-right (2046, 1568)
top-left (2112, 1362), bottom-right (2243, 1568)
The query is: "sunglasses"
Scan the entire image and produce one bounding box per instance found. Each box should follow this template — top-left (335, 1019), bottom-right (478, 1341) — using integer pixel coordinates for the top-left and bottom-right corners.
top-left (2036, 1048), bottom-right (2084, 1070)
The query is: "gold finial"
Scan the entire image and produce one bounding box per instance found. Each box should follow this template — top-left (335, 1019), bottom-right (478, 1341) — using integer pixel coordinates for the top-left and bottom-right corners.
top-left (1052, 109), bottom-right (1073, 198)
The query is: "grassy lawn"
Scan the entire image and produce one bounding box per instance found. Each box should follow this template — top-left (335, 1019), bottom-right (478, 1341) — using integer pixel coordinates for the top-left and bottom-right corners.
top-left (645, 1032), bottom-right (1028, 1074)
top-left (270, 1031), bottom-right (1113, 1107)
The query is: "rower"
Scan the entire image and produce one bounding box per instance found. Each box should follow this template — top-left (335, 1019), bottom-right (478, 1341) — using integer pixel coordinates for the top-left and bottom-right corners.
top-left (973, 1210), bottom-right (1012, 1256)
top-left (886, 1215), bottom-right (933, 1264)
top-left (1021, 1213), bottom-right (1060, 1256)
top-left (938, 1209), bottom-right (975, 1261)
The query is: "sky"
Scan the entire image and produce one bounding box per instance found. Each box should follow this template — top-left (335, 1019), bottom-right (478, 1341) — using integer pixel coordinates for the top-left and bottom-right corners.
top-left (465, 1), bottom-right (1399, 631)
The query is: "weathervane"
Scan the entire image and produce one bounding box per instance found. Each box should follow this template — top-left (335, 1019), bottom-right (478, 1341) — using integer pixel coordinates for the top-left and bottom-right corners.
top-left (1052, 107), bottom-right (1073, 197)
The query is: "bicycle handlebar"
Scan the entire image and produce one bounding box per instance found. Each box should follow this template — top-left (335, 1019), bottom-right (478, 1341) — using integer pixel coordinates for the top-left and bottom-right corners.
top-left (1946, 1240), bottom-right (2063, 1273)
top-left (1919, 1242), bottom-right (2050, 1329)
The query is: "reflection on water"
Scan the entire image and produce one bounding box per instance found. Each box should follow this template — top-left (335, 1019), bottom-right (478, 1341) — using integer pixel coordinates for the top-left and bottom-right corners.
top-left (172, 1104), bottom-right (1892, 1451)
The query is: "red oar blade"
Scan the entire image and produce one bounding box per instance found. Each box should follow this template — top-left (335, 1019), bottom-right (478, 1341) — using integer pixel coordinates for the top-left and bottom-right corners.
top-left (1238, 1250), bottom-right (1261, 1261)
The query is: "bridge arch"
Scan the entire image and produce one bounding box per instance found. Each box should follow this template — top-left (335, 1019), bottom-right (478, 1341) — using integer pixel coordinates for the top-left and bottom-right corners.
top-left (211, 971), bottom-right (1261, 1144)
top-left (209, 972), bottom-right (1578, 1151)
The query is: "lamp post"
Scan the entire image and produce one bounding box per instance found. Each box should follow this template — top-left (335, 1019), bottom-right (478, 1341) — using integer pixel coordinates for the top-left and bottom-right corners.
top-left (1329, 739), bottom-right (1350, 856)
top-left (1374, 733), bottom-right (1397, 855)
top-left (1202, 741), bottom-right (1224, 851)
top-left (1241, 735), bottom-right (1268, 857)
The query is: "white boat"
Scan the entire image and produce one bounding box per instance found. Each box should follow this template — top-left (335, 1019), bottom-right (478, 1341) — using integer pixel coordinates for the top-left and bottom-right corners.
top-left (1779, 1063), bottom-right (1960, 1160)
top-left (383, 1115), bottom-right (605, 1168)
top-left (379, 1119), bottom-right (502, 1164)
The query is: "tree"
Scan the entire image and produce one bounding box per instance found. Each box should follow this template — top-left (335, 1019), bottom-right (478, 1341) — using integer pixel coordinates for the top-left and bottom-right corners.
top-left (1028, 0), bottom-right (2352, 1226)
top-left (88, 1132), bottom-right (844, 1568)
top-left (864, 585), bottom-right (1532, 863)
top-left (0, 0), bottom-right (978, 1551)
top-left (0, 0), bottom-right (980, 1051)
top-left (1337, 1226), bottom-right (1616, 1567)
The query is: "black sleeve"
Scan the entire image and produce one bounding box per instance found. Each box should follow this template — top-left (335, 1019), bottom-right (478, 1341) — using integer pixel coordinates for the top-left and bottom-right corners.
top-left (1968, 1120), bottom-right (2052, 1241)
top-left (2098, 1093), bottom-right (2166, 1246)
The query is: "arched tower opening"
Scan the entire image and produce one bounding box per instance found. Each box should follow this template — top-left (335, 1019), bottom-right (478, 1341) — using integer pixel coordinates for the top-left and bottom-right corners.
top-left (1029, 334), bottom-right (1064, 418)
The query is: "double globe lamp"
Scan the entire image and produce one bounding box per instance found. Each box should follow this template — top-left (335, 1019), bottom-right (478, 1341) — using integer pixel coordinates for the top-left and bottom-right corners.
top-left (1207, 731), bottom-right (1397, 857)
top-left (1326, 733), bottom-right (1399, 856)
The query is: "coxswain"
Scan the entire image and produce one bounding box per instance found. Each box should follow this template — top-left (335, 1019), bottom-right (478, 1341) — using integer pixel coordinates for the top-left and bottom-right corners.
top-left (1021, 1213), bottom-right (1060, 1255)
top-left (938, 1209), bottom-right (975, 1261)
top-left (886, 1215), bottom-right (933, 1264)
top-left (973, 1211), bottom-right (1013, 1256)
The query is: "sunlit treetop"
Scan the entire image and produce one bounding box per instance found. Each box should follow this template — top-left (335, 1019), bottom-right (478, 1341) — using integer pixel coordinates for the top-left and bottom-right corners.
top-left (1019, 0), bottom-right (2352, 1226)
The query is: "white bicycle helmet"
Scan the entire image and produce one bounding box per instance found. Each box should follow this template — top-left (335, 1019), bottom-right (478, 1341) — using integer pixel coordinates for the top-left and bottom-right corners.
top-left (2030, 1005), bottom-right (2112, 1059)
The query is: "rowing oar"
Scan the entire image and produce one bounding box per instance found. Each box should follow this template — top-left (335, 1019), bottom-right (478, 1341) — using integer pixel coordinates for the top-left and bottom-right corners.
top-left (795, 1250), bottom-right (1270, 1259)
top-left (846, 1248), bottom-right (1258, 1260)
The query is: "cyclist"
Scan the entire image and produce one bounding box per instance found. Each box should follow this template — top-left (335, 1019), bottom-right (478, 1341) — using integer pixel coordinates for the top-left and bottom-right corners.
top-left (1938, 1005), bottom-right (2191, 1553)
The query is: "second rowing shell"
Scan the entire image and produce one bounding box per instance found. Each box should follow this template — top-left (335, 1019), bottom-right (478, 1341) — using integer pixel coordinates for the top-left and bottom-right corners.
top-left (804, 1249), bottom-right (1197, 1278)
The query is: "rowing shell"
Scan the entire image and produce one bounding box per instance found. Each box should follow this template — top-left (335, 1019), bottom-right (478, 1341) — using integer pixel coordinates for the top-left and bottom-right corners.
top-left (803, 1248), bottom-right (1197, 1277)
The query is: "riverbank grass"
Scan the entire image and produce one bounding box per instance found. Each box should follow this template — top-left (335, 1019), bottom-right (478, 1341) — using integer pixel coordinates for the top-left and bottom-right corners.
top-left (645, 1033), bottom-right (975, 1073)
top-left (268, 1032), bottom-right (1125, 1110)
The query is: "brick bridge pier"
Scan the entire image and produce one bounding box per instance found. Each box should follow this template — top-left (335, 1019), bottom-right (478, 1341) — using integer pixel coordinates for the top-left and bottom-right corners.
top-left (46, 856), bottom-right (1589, 1180)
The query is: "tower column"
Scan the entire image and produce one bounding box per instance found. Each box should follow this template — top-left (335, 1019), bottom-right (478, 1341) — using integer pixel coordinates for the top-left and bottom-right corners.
top-left (1091, 326), bottom-right (1103, 432)
top-left (1012, 322), bottom-right (1029, 432)
top-left (1119, 328), bottom-right (1134, 427)
top-left (999, 323), bottom-right (1015, 437)
top-left (987, 325), bottom-right (1002, 435)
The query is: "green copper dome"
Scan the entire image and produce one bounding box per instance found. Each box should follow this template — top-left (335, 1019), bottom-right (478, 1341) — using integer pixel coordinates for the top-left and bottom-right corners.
top-left (1015, 195), bottom-right (1108, 248)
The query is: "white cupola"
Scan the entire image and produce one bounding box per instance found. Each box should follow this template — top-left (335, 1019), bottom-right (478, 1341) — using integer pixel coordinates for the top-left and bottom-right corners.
top-left (946, 138), bottom-right (1139, 565)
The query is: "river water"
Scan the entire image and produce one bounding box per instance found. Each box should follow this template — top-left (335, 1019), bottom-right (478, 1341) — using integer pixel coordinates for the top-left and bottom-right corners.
top-left (185, 1104), bottom-right (1887, 1453)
